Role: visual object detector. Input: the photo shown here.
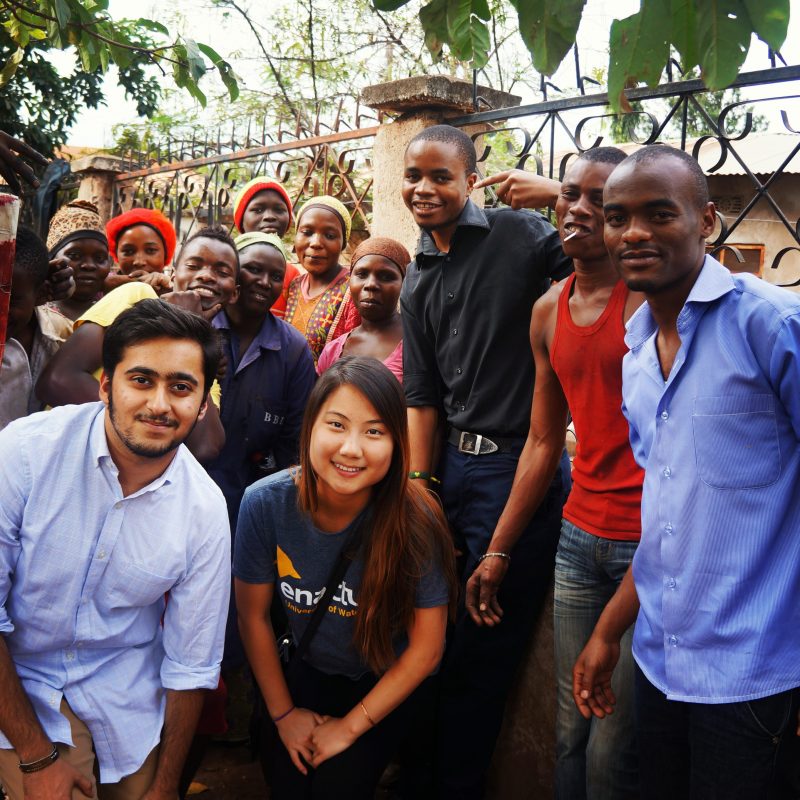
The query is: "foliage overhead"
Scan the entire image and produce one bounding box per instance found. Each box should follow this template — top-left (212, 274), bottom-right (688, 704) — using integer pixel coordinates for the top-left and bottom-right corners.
top-left (0, 0), bottom-right (240, 109)
top-left (373, 0), bottom-right (791, 108)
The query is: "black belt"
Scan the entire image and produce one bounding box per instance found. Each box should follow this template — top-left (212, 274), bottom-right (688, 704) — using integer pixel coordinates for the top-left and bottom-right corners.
top-left (447, 427), bottom-right (522, 455)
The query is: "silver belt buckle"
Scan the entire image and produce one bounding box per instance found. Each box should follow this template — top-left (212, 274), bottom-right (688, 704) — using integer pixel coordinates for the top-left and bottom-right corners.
top-left (458, 431), bottom-right (482, 455)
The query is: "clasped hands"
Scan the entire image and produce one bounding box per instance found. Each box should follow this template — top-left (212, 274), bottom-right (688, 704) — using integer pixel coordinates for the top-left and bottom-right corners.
top-left (275, 707), bottom-right (358, 774)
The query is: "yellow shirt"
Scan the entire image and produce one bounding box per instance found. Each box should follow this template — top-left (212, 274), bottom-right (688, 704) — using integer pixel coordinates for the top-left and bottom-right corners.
top-left (75, 283), bottom-right (222, 407)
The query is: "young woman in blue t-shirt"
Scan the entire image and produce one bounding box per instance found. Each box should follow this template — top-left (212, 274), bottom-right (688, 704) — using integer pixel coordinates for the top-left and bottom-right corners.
top-left (234, 356), bottom-right (456, 799)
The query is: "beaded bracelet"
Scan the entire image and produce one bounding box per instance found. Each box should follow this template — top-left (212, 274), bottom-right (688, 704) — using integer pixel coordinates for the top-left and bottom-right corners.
top-left (18, 744), bottom-right (59, 774)
top-left (478, 552), bottom-right (511, 563)
top-left (272, 705), bottom-right (295, 723)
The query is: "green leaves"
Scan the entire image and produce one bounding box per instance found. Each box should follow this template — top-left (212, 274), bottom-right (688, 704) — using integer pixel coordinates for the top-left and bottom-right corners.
top-left (608, 0), bottom-right (670, 110)
top-left (744, 0), bottom-right (789, 50)
top-left (445, 0), bottom-right (491, 67)
top-left (695, 0), bottom-right (751, 89)
top-left (0, 0), bottom-right (240, 105)
top-left (512, 0), bottom-right (586, 77)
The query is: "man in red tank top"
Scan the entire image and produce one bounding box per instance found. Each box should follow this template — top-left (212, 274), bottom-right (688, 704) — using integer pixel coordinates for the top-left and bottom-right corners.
top-left (471, 149), bottom-right (645, 800)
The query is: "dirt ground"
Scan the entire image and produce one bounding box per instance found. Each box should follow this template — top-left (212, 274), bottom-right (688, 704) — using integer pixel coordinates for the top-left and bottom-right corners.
top-left (190, 743), bottom-right (267, 799)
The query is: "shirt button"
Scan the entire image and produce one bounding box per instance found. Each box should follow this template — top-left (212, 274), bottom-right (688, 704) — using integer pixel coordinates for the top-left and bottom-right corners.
top-left (667, 577), bottom-right (676, 589)
top-left (456, 368), bottom-right (462, 375)
top-left (460, 404), bottom-right (466, 411)
top-left (664, 523), bottom-right (674, 535)
top-left (668, 635), bottom-right (679, 647)
top-left (98, 550), bottom-right (106, 560)
top-left (65, 651), bottom-right (74, 661)
top-left (452, 328), bottom-right (458, 336)
top-left (661, 410), bottom-right (669, 420)
top-left (663, 466), bottom-right (671, 478)
top-left (447, 292), bottom-right (455, 300)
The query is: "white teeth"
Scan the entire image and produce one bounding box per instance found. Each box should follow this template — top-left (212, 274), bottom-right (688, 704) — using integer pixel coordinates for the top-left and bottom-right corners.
top-left (334, 463), bottom-right (361, 473)
top-left (193, 287), bottom-right (215, 297)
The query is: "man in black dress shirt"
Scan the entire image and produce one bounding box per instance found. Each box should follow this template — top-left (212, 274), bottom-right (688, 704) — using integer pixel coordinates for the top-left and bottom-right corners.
top-left (400, 124), bottom-right (573, 798)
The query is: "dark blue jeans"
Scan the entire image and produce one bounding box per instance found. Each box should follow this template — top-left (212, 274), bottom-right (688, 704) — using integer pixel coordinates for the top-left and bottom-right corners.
top-left (635, 665), bottom-right (800, 800)
top-left (432, 442), bottom-right (569, 799)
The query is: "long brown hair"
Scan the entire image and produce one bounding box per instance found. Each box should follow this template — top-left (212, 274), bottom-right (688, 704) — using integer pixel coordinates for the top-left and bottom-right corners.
top-left (296, 356), bottom-right (456, 673)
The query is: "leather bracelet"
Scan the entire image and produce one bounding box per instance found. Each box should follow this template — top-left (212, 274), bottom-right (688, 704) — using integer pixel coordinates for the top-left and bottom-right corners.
top-left (409, 471), bottom-right (441, 485)
top-left (478, 552), bottom-right (511, 563)
top-left (19, 744), bottom-right (59, 774)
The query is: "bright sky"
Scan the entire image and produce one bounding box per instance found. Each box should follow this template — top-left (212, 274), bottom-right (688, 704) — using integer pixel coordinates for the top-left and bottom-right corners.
top-left (61, 0), bottom-right (800, 147)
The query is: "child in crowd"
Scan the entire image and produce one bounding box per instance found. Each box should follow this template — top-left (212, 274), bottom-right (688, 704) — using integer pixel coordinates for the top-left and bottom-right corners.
top-left (104, 207), bottom-right (176, 294)
top-left (234, 356), bottom-right (456, 800)
top-left (0, 226), bottom-right (72, 430)
top-left (317, 237), bottom-right (408, 383)
top-left (46, 199), bottom-right (110, 321)
top-left (233, 177), bottom-right (299, 318)
top-left (37, 224), bottom-right (239, 462)
top-left (284, 196), bottom-right (360, 362)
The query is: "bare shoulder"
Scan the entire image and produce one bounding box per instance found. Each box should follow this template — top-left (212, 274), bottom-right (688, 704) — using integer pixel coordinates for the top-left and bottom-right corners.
top-left (530, 279), bottom-right (567, 346)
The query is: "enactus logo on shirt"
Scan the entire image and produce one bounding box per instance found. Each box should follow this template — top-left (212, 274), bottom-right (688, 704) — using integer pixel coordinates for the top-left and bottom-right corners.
top-left (277, 546), bottom-right (358, 618)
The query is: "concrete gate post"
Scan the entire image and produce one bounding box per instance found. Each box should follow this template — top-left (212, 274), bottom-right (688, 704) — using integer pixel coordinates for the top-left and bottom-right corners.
top-left (71, 154), bottom-right (125, 225)
top-left (363, 76), bottom-right (558, 799)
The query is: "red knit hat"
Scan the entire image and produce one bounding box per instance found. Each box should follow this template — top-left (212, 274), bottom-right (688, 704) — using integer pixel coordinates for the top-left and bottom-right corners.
top-left (233, 177), bottom-right (293, 233)
top-left (106, 208), bottom-right (177, 266)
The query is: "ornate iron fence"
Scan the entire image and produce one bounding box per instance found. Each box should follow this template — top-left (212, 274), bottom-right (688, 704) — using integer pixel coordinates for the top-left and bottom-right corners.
top-left (112, 103), bottom-right (382, 248)
top-left (450, 60), bottom-right (800, 286)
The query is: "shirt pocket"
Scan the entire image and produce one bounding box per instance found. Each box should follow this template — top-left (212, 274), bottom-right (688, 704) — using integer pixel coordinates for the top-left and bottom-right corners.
top-left (104, 558), bottom-right (178, 608)
top-left (691, 394), bottom-right (780, 489)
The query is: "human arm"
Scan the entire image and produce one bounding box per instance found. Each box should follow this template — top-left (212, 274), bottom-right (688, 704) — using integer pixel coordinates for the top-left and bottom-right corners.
top-left (140, 689), bottom-right (203, 800)
top-left (235, 579), bottom-right (321, 775)
top-left (36, 322), bottom-right (104, 405)
top-left (0, 429), bottom-right (92, 799)
top-left (272, 344), bottom-right (317, 469)
top-left (308, 604), bottom-right (447, 768)
top-left (465, 292), bottom-right (568, 625)
top-left (0, 639), bottom-right (93, 799)
top-left (407, 406), bottom-right (440, 483)
top-left (572, 564), bottom-right (639, 720)
top-left (474, 169), bottom-right (561, 210)
top-left (0, 131), bottom-right (47, 193)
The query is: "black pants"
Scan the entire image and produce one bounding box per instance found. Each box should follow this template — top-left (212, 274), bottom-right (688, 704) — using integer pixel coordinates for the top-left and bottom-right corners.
top-left (431, 443), bottom-right (568, 799)
top-left (271, 659), bottom-right (425, 800)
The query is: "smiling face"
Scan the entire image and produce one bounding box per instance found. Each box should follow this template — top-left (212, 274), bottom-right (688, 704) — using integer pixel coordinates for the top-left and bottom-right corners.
top-left (309, 383), bottom-right (394, 508)
top-left (349, 254), bottom-right (403, 322)
top-left (237, 243), bottom-right (286, 317)
top-left (116, 224), bottom-right (167, 275)
top-left (402, 139), bottom-right (476, 237)
top-left (293, 207), bottom-right (344, 276)
top-left (99, 336), bottom-right (207, 460)
top-left (604, 157), bottom-right (716, 296)
top-left (172, 236), bottom-right (239, 311)
top-left (242, 189), bottom-right (292, 238)
top-left (52, 237), bottom-right (110, 300)
top-left (555, 158), bottom-right (617, 263)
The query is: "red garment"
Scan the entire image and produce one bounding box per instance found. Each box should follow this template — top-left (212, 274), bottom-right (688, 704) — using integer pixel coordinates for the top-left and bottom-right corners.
top-left (271, 262), bottom-right (301, 319)
top-left (550, 275), bottom-right (644, 541)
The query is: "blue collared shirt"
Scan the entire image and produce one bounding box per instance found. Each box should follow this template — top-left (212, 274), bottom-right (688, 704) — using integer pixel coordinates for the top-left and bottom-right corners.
top-left (208, 311), bottom-right (316, 523)
top-left (622, 256), bottom-right (800, 703)
top-left (0, 403), bottom-right (231, 780)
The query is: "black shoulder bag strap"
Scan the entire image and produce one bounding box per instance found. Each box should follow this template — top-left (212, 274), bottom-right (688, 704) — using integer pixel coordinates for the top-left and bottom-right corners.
top-left (284, 509), bottom-right (369, 684)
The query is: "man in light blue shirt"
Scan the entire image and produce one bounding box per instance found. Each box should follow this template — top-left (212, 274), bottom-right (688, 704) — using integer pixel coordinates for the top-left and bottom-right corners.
top-left (571, 145), bottom-right (800, 799)
top-left (0, 299), bottom-right (231, 800)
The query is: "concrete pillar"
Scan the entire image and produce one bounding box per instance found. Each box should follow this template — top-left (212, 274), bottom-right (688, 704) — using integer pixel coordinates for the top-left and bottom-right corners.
top-left (361, 75), bottom-right (521, 255)
top-left (70, 154), bottom-right (125, 225)
top-left (363, 76), bottom-right (557, 798)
